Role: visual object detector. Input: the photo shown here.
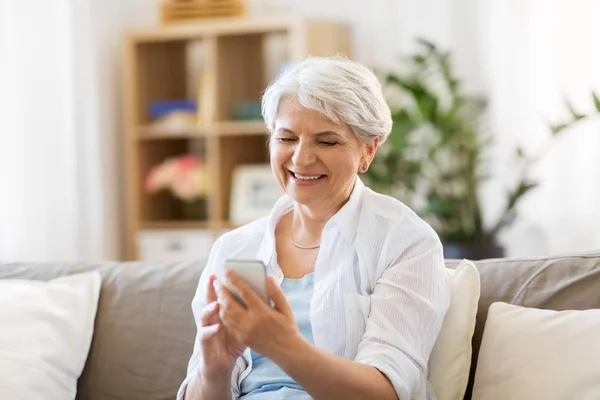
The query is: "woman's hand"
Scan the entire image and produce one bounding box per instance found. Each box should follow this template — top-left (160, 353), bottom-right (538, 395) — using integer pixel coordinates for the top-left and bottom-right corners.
top-left (198, 274), bottom-right (246, 378)
top-left (213, 271), bottom-right (303, 358)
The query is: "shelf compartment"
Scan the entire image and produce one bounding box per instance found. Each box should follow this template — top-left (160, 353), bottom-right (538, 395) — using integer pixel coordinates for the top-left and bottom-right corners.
top-left (134, 41), bottom-right (189, 125)
top-left (213, 134), bottom-right (270, 222)
top-left (213, 120), bottom-right (267, 136)
top-left (137, 139), bottom-right (209, 222)
top-left (136, 120), bottom-right (267, 140)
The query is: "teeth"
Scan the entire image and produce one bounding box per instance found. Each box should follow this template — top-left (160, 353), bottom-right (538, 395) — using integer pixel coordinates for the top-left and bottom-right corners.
top-left (293, 173), bottom-right (322, 181)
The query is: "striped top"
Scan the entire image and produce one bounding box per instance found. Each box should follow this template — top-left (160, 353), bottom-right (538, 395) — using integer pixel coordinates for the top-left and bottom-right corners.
top-left (178, 177), bottom-right (450, 400)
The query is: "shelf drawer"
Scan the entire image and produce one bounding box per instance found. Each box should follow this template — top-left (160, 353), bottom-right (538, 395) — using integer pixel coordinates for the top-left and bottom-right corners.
top-left (137, 229), bottom-right (215, 262)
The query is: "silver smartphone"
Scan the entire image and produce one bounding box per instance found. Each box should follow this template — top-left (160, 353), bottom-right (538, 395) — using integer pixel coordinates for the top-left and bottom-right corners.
top-left (223, 259), bottom-right (269, 305)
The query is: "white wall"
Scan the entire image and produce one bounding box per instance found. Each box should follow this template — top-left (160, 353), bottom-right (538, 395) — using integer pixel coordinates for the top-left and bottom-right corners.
top-left (287, 0), bottom-right (600, 257)
top-left (478, 0), bottom-right (600, 256)
top-left (89, 0), bottom-right (599, 259)
top-left (76, 0), bottom-right (162, 260)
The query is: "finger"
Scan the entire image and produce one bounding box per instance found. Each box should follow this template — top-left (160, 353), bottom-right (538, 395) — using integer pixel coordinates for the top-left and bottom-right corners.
top-left (226, 270), bottom-right (266, 310)
top-left (206, 274), bottom-right (218, 303)
top-left (266, 276), bottom-right (293, 315)
top-left (200, 323), bottom-right (221, 340)
top-left (200, 301), bottom-right (220, 326)
top-left (214, 280), bottom-right (246, 324)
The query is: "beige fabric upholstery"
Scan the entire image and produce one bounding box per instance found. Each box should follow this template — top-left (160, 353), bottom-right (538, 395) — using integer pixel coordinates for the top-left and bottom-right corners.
top-left (0, 261), bottom-right (202, 400)
top-left (1, 251), bottom-right (599, 399)
top-left (446, 251), bottom-right (600, 399)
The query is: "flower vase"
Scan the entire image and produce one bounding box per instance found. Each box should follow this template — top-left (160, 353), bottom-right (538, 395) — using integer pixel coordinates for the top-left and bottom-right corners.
top-left (182, 197), bottom-right (207, 221)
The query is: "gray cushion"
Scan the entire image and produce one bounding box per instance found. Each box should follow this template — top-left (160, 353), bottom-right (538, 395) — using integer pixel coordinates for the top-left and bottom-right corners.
top-left (0, 261), bottom-right (203, 400)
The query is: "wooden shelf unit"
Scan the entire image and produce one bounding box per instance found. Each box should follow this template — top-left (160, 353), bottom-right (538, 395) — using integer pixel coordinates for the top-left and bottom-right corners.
top-left (122, 16), bottom-right (351, 260)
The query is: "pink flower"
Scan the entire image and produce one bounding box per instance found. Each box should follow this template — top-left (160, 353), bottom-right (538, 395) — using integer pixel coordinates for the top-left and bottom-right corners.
top-left (145, 155), bottom-right (208, 201)
top-left (145, 159), bottom-right (177, 193)
top-left (177, 155), bottom-right (198, 171)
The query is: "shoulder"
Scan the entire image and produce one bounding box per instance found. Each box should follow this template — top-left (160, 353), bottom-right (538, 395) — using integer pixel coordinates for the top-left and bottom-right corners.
top-left (358, 188), bottom-right (442, 263)
top-left (197, 217), bottom-right (270, 294)
top-left (213, 217), bottom-right (269, 256)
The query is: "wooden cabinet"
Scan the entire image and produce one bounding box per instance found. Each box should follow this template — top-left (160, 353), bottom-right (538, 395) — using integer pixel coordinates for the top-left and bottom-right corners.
top-left (121, 16), bottom-right (351, 260)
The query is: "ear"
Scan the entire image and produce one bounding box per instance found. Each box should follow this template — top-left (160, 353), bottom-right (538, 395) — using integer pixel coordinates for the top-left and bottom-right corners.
top-left (361, 137), bottom-right (380, 168)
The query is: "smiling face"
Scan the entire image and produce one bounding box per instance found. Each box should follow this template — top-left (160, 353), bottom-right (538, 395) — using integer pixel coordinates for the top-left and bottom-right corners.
top-left (270, 98), bottom-right (378, 210)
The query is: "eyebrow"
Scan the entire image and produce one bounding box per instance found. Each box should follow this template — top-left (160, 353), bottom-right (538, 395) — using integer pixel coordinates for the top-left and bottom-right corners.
top-left (277, 128), bottom-right (342, 137)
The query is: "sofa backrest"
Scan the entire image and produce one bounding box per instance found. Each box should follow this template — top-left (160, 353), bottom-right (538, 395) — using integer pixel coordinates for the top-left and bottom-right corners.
top-left (0, 261), bottom-right (202, 400)
top-left (446, 251), bottom-right (600, 399)
top-left (2, 251), bottom-right (600, 399)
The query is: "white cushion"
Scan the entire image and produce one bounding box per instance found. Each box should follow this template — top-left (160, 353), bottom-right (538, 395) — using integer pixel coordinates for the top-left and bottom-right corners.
top-left (428, 260), bottom-right (480, 400)
top-left (472, 302), bottom-right (600, 399)
top-left (0, 271), bottom-right (101, 399)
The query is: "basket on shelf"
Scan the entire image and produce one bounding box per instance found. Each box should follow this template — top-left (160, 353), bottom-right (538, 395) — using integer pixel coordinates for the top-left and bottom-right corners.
top-left (161, 0), bottom-right (245, 24)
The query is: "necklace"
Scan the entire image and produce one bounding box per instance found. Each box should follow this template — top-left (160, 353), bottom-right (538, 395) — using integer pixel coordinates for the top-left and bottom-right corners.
top-left (290, 225), bottom-right (320, 249)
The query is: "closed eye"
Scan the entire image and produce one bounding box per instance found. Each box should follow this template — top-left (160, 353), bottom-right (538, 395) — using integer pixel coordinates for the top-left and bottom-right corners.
top-left (277, 137), bottom-right (296, 143)
top-left (319, 141), bottom-right (338, 147)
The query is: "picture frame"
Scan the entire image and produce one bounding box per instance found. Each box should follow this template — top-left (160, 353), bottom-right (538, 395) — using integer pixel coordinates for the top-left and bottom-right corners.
top-left (230, 164), bottom-right (284, 226)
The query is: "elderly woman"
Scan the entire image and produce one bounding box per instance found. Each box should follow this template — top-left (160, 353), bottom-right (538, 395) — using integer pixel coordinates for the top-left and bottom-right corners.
top-left (178, 57), bottom-right (450, 400)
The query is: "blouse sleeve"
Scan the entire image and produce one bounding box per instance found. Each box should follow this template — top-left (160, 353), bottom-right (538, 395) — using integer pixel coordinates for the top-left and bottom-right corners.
top-left (355, 234), bottom-right (450, 400)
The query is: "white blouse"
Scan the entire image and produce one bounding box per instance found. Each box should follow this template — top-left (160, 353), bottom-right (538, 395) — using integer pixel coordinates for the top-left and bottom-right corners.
top-left (178, 178), bottom-right (450, 400)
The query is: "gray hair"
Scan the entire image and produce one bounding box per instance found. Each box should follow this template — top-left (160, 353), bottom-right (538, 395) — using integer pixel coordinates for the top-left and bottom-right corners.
top-left (261, 57), bottom-right (392, 144)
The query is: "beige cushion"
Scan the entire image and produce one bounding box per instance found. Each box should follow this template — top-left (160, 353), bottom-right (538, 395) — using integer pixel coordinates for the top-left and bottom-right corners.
top-left (0, 272), bottom-right (101, 399)
top-left (472, 302), bottom-right (600, 399)
top-left (429, 260), bottom-right (480, 400)
top-left (445, 251), bottom-right (600, 399)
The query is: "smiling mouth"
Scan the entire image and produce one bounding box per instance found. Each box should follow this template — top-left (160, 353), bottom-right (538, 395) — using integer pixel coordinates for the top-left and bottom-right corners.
top-left (289, 170), bottom-right (326, 181)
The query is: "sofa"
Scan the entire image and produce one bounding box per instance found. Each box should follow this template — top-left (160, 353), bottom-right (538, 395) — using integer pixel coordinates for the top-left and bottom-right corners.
top-left (1, 251), bottom-right (599, 399)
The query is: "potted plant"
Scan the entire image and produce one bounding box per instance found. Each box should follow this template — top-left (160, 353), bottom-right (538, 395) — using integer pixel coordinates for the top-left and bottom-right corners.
top-left (145, 154), bottom-right (209, 220)
top-left (366, 39), bottom-right (600, 259)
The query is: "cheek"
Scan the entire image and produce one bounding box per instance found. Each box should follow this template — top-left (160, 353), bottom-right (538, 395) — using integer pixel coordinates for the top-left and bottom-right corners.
top-left (269, 144), bottom-right (282, 164)
top-left (270, 145), bottom-right (290, 173)
top-left (334, 147), bottom-right (362, 170)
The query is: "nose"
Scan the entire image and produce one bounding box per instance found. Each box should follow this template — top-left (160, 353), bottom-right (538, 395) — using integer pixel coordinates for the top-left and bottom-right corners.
top-left (291, 139), bottom-right (316, 168)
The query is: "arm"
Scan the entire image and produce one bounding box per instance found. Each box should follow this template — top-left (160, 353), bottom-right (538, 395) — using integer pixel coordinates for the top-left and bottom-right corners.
top-left (271, 336), bottom-right (398, 400)
top-left (273, 237), bottom-right (449, 400)
top-left (183, 364), bottom-right (233, 400)
top-left (177, 238), bottom-right (244, 400)
top-left (354, 236), bottom-right (450, 399)
top-left (215, 274), bottom-right (395, 400)
top-left (216, 235), bottom-right (449, 399)
top-left (180, 275), bottom-right (236, 400)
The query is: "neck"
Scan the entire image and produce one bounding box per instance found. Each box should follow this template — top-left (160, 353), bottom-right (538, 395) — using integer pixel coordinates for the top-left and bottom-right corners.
top-left (290, 186), bottom-right (354, 246)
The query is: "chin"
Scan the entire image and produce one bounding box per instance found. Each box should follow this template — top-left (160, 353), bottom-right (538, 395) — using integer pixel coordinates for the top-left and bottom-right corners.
top-left (285, 188), bottom-right (321, 205)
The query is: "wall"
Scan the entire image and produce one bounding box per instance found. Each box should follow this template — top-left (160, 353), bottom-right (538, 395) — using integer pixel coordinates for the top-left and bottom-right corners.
top-left (92, 0), bottom-right (599, 259)
top-left (287, 0), bottom-right (600, 257)
top-left (76, 0), bottom-right (162, 260)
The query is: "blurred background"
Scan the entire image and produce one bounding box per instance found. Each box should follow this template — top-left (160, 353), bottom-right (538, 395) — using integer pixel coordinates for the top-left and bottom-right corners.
top-left (0, 0), bottom-right (599, 262)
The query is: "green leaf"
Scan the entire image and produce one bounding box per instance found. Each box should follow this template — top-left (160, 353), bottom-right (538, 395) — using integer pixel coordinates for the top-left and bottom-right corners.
top-left (550, 122), bottom-right (568, 135)
top-left (388, 110), bottom-right (414, 150)
top-left (412, 54), bottom-right (426, 66)
top-left (415, 92), bottom-right (439, 123)
top-left (593, 92), bottom-right (600, 112)
top-left (508, 181), bottom-right (538, 209)
top-left (417, 38), bottom-right (437, 53)
top-left (566, 100), bottom-right (585, 120)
